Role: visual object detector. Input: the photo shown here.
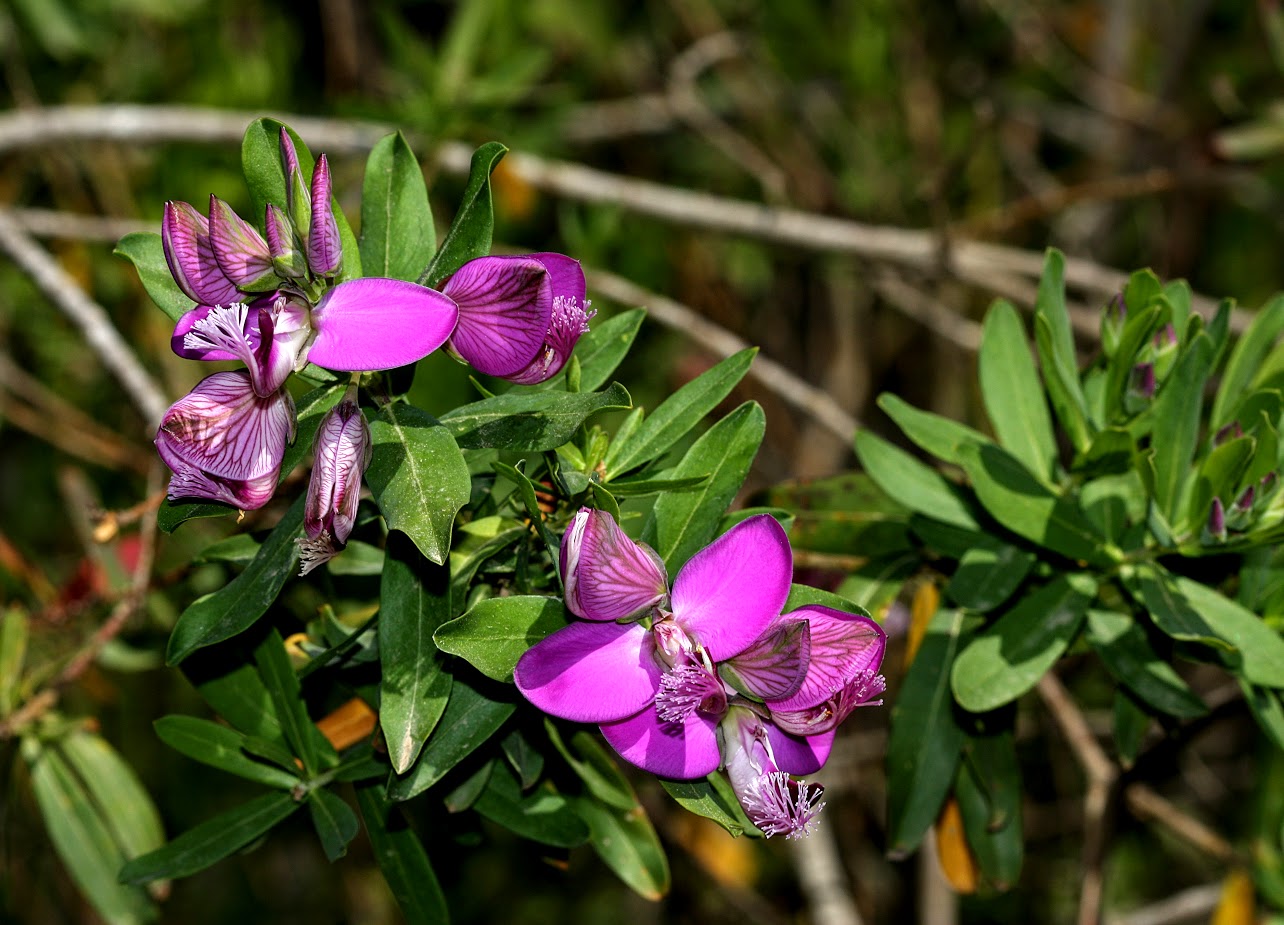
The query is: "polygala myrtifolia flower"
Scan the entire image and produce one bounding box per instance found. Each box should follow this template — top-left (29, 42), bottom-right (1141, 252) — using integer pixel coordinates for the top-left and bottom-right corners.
top-left (514, 508), bottom-right (887, 836)
top-left (297, 394), bottom-right (371, 575)
top-left (442, 253), bottom-right (594, 385)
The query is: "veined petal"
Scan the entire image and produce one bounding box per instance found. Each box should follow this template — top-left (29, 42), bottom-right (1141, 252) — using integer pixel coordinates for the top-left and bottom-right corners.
top-left (771, 671), bottom-right (886, 737)
top-left (765, 722), bottom-right (834, 776)
top-left (670, 514), bottom-right (793, 661)
top-left (514, 621), bottom-right (660, 723)
top-left (723, 620), bottom-right (810, 701)
top-left (162, 201), bottom-right (240, 306)
top-left (164, 466), bottom-right (278, 510)
top-left (280, 128), bottom-right (311, 238)
top-left (504, 253), bottom-right (593, 385)
top-left (303, 398), bottom-right (371, 544)
top-left (561, 508), bottom-right (668, 622)
top-left (599, 704), bottom-right (720, 779)
top-left (307, 154), bottom-right (342, 278)
top-left (307, 278), bottom-right (459, 370)
top-left (208, 195), bottom-right (275, 289)
top-left (155, 371), bottom-right (295, 481)
top-left (443, 255), bottom-right (552, 377)
top-left (768, 607), bottom-right (886, 712)
top-left (172, 303), bottom-right (248, 362)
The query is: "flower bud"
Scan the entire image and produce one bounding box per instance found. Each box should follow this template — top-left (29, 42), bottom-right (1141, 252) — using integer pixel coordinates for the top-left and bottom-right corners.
top-left (162, 200), bottom-right (241, 306)
top-left (298, 397), bottom-right (371, 575)
top-left (307, 154), bottom-right (342, 278)
top-left (280, 127), bottom-right (312, 240)
top-left (559, 508), bottom-right (668, 622)
top-left (207, 195), bottom-right (276, 291)
top-left (265, 203), bottom-right (308, 279)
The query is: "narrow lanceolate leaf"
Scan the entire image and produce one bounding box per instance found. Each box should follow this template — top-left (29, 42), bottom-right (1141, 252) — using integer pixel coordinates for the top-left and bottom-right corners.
top-left (605, 348), bottom-right (757, 477)
top-left (855, 430), bottom-right (979, 531)
top-left (440, 382), bottom-right (631, 451)
top-left (114, 232), bottom-right (194, 323)
top-left (119, 791), bottom-right (301, 884)
top-left (308, 790), bottom-right (360, 862)
top-left (877, 393), bottom-right (987, 466)
top-left (956, 441), bottom-right (1115, 568)
top-left (660, 776), bottom-right (754, 838)
top-left (572, 792), bottom-right (670, 900)
top-left (645, 401), bottom-right (765, 573)
top-left (388, 674), bottom-right (515, 801)
top-left (354, 783), bottom-right (449, 925)
top-left (1102, 302), bottom-right (1164, 422)
top-left (473, 763), bottom-right (589, 848)
top-left (166, 494), bottom-right (305, 665)
top-left (434, 596), bottom-right (568, 683)
top-left (0, 606), bottom-right (29, 717)
top-left (1085, 609), bottom-right (1207, 719)
top-left (418, 141), bottom-right (508, 288)
top-left (979, 300), bottom-right (1057, 482)
top-left (945, 542), bottom-right (1035, 613)
top-left (360, 132), bottom-right (435, 282)
top-left (181, 643), bottom-right (285, 744)
top-left (1034, 314), bottom-right (1093, 453)
top-left (956, 731), bottom-right (1024, 890)
top-left (1150, 332), bottom-right (1215, 523)
top-left (568, 308), bottom-right (646, 393)
top-left (57, 731), bottom-right (165, 870)
top-left (254, 628), bottom-right (325, 776)
top-left (887, 608), bottom-right (969, 857)
top-left (380, 535), bottom-right (453, 775)
top-left (153, 715), bottom-right (301, 789)
top-left (1213, 293), bottom-right (1284, 427)
top-left (366, 403), bottom-right (472, 566)
top-left (546, 725), bottom-right (637, 812)
top-left (1171, 573), bottom-right (1284, 687)
top-left (950, 574), bottom-right (1097, 713)
top-left (22, 738), bottom-right (156, 924)
top-left (1134, 566), bottom-right (1223, 649)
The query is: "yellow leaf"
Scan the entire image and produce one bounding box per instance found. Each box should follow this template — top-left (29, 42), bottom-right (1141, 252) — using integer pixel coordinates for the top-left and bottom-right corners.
top-left (905, 580), bottom-right (939, 669)
top-left (672, 814), bottom-right (758, 888)
top-left (935, 796), bottom-right (978, 894)
top-left (316, 697), bottom-right (378, 752)
top-left (1211, 869), bottom-right (1255, 925)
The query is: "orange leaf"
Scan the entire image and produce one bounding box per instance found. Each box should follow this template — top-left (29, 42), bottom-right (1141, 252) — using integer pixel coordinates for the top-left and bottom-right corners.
top-left (935, 796), bottom-right (978, 894)
top-left (1211, 869), bottom-right (1255, 925)
top-left (316, 697), bottom-right (378, 752)
top-left (905, 580), bottom-right (939, 669)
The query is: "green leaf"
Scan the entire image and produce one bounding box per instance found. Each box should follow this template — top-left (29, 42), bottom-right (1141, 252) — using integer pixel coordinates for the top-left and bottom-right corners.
top-left (23, 738), bottom-right (156, 924)
top-left (604, 348), bottom-right (757, 477)
top-left (354, 782), bottom-right (449, 925)
top-left (166, 495), bottom-right (304, 665)
top-left (1134, 566), bottom-right (1224, 648)
top-left (441, 382), bottom-right (631, 451)
top-left (254, 628), bottom-right (325, 776)
top-left (572, 793), bottom-right (670, 900)
top-left (1150, 332), bottom-right (1216, 522)
top-left (1085, 609), bottom-right (1207, 719)
top-left (571, 308), bottom-right (646, 393)
top-left (418, 141), bottom-right (508, 288)
top-left (1102, 302), bottom-right (1164, 422)
top-left (473, 763), bottom-right (589, 848)
top-left (434, 596), bottom-right (568, 683)
top-left (956, 442), bottom-right (1115, 567)
top-left (114, 232), bottom-right (193, 323)
top-left (1072, 426), bottom-right (1136, 478)
top-left (877, 393), bottom-right (987, 465)
top-left (1186, 435), bottom-right (1254, 535)
top-left (360, 132), bottom-right (435, 281)
top-left (388, 674), bottom-right (515, 801)
top-left (979, 300), bottom-right (1057, 482)
top-left (950, 574), bottom-right (1097, 712)
top-left (1034, 314), bottom-right (1093, 452)
top-left (366, 403), bottom-right (472, 566)
top-left (1112, 689), bottom-right (1150, 766)
top-left (156, 499), bottom-right (236, 534)
top-left (1172, 574), bottom-right (1284, 686)
top-left (945, 542), bottom-right (1035, 613)
top-left (380, 535), bottom-right (454, 774)
top-left (546, 724), bottom-right (636, 811)
top-left (659, 776), bottom-right (754, 838)
top-left (501, 728), bottom-right (544, 789)
top-left (956, 729), bottom-right (1024, 890)
top-left (854, 430), bottom-right (978, 530)
top-left (153, 715), bottom-right (300, 789)
top-left (119, 791), bottom-right (301, 884)
top-left (644, 401), bottom-right (765, 572)
top-left (0, 606), bottom-right (29, 717)
top-left (1242, 681), bottom-right (1284, 751)
top-left (783, 582), bottom-right (870, 615)
top-left (308, 790), bottom-right (360, 862)
top-left (886, 608), bottom-right (968, 856)
top-left (181, 641), bottom-right (285, 744)
top-left (606, 473), bottom-right (711, 498)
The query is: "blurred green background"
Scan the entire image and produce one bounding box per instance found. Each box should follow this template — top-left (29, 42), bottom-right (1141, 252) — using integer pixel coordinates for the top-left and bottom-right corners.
top-left (4, 0), bottom-right (1284, 922)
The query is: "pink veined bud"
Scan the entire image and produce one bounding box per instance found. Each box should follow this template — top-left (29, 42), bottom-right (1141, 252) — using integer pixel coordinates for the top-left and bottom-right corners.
top-left (207, 195), bottom-right (276, 291)
top-left (1207, 497), bottom-right (1227, 541)
top-left (558, 507), bottom-right (668, 622)
top-left (298, 397), bottom-right (371, 575)
top-left (307, 154), bottom-right (342, 278)
top-left (161, 200), bottom-right (241, 306)
top-left (265, 203), bottom-right (308, 279)
top-left (280, 127), bottom-right (312, 240)
top-left (1130, 362), bottom-right (1156, 400)
top-left (721, 707), bottom-right (826, 839)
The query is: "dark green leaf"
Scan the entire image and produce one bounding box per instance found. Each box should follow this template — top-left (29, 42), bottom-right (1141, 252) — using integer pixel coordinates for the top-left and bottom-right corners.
top-left (154, 716), bottom-right (300, 789)
top-left (956, 730), bottom-right (1023, 890)
top-left (887, 608), bottom-right (968, 856)
top-left (182, 641), bottom-right (285, 743)
top-left (1171, 573), bottom-right (1284, 686)
top-left (366, 403), bottom-right (471, 566)
top-left (254, 628), bottom-right (324, 776)
top-left (1032, 248), bottom-right (1092, 451)
top-left (355, 783), bottom-right (449, 925)
top-left (388, 675), bottom-right (515, 801)
top-left (951, 574), bottom-right (1096, 712)
top-left (1102, 303), bottom-right (1164, 423)
top-left (434, 596), bottom-right (568, 683)
top-left (1085, 609), bottom-right (1207, 718)
top-left (1072, 426), bottom-right (1136, 478)
top-left (1113, 689), bottom-right (1149, 767)
top-left (606, 473), bottom-right (711, 498)
top-left (119, 792), bottom-right (301, 884)
top-left (166, 495), bottom-right (304, 665)
top-left (308, 790), bottom-right (360, 862)
top-left (418, 141), bottom-right (508, 288)
top-left (545, 724), bottom-right (636, 811)
top-left (571, 308), bottom-right (646, 393)
top-left (979, 300), bottom-right (1057, 481)
top-left (473, 763), bottom-right (589, 848)
top-left (380, 535), bottom-right (454, 774)
top-left (1150, 332), bottom-right (1215, 522)
top-left (360, 132), bottom-right (435, 281)
top-left (945, 543), bottom-right (1035, 613)
top-left (854, 430), bottom-right (978, 530)
top-left (1242, 681), bottom-right (1284, 751)
top-left (442, 383), bottom-right (632, 451)
top-left (157, 499), bottom-right (236, 533)
top-left (501, 728), bottom-right (544, 789)
top-left (114, 232), bottom-right (193, 323)
top-left (571, 793), bottom-right (670, 900)
top-left (660, 776), bottom-right (754, 838)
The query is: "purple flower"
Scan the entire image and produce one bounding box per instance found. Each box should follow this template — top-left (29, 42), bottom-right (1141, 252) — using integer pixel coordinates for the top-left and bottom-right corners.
top-left (154, 370), bottom-right (296, 509)
top-left (298, 396), bottom-right (371, 575)
top-left (443, 253), bottom-right (594, 384)
top-left (162, 201), bottom-right (241, 307)
top-left (514, 510), bottom-right (792, 778)
top-left (208, 195), bottom-right (276, 291)
top-left (720, 706), bottom-right (830, 839)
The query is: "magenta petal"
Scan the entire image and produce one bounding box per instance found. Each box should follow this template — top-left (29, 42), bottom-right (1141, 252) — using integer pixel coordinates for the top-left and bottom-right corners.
top-left (670, 515), bottom-right (793, 660)
top-left (172, 304), bottom-right (245, 361)
top-left (443, 256), bottom-right (553, 377)
top-left (162, 201), bottom-right (241, 307)
top-left (767, 724), bottom-right (834, 776)
top-left (529, 252), bottom-right (585, 302)
top-left (561, 509), bottom-right (668, 621)
top-left (514, 621), bottom-right (660, 723)
top-left (307, 278), bottom-right (459, 370)
top-left (165, 466), bottom-right (278, 510)
top-left (599, 705), bottom-right (721, 779)
top-left (724, 620), bottom-right (810, 701)
top-left (769, 607), bottom-right (886, 712)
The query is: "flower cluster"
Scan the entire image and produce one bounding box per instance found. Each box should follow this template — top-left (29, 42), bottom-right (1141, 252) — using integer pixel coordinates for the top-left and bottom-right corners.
top-left (155, 130), bottom-right (594, 546)
top-left (515, 509), bottom-right (886, 838)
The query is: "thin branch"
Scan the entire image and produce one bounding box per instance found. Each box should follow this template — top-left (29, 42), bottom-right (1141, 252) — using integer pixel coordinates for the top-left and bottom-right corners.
top-left (1122, 784), bottom-right (1235, 863)
top-left (790, 822), bottom-right (866, 925)
top-left (0, 208), bottom-right (168, 425)
top-left (1105, 882), bottom-right (1221, 925)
